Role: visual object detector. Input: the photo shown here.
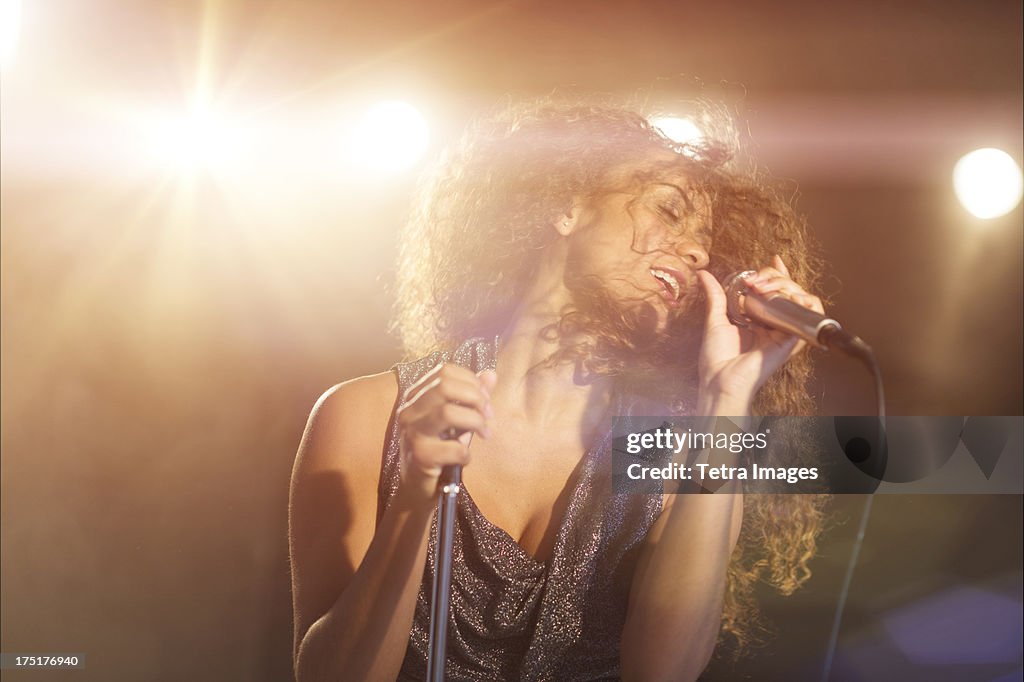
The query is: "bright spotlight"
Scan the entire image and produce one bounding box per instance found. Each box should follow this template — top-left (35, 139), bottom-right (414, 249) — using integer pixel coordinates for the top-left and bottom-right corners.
top-left (0, 0), bottom-right (21, 70)
top-left (650, 116), bottom-right (704, 146)
top-left (953, 148), bottom-right (1023, 219)
top-left (150, 110), bottom-right (246, 172)
top-left (348, 100), bottom-right (429, 171)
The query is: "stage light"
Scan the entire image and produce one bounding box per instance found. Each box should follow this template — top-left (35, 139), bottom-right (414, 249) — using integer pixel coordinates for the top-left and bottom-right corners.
top-left (347, 100), bottom-right (430, 171)
top-left (0, 0), bottom-right (20, 70)
top-left (149, 109), bottom-right (246, 172)
top-left (953, 148), bottom-right (1023, 219)
top-left (650, 116), bottom-right (704, 146)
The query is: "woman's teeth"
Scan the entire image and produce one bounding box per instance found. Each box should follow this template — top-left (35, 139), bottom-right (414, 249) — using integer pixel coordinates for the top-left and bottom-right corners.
top-left (651, 268), bottom-right (681, 301)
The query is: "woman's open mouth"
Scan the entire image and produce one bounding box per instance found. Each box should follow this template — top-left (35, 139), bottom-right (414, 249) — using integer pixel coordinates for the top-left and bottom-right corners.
top-left (650, 267), bottom-right (684, 305)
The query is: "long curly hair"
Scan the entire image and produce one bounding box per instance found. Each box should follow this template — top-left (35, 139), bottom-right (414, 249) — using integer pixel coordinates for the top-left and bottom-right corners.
top-left (393, 96), bottom-right (829, 653)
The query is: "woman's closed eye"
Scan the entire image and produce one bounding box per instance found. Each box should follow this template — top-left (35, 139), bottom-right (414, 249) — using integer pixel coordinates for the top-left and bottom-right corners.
top-left (657, 203), bottom-right (682, 223)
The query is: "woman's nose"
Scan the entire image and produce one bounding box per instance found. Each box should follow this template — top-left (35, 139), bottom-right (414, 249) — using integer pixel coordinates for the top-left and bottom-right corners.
top-left (678, 241), bottom-right (710, 269)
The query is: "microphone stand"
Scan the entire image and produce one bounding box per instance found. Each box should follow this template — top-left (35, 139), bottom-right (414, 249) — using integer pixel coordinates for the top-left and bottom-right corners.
top-left (426, 461), bottom-right (463, 682)
top-left (428, 341), bottom-right (495, 680)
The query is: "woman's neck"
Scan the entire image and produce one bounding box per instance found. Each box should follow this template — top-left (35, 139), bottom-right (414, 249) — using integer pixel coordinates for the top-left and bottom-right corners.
top-left (491, 282), bottom-right (614, 446)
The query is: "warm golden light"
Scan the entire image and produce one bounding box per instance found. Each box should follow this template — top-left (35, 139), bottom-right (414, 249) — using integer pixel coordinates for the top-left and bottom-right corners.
top-left (149, 108), bottom-right (248, 173)
top-left (0, 0), bottom-right (20, 69)
top-left (649, 116), bottom-right (704, 146)
top-left (346, 100), bottom-right (430, 172)
top-left (953, 148), bottom-right (1023, 219)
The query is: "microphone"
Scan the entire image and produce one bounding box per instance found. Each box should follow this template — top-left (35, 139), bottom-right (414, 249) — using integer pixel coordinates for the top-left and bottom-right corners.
top-left (722, 270), bottom-right (872, 358)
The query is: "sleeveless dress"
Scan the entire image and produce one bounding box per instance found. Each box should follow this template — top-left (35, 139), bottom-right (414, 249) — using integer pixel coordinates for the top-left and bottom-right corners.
top-left (379, 337), bottom-right (664, 681)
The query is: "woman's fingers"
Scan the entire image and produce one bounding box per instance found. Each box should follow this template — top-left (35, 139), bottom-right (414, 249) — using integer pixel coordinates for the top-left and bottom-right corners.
top-left (750, 279), bottom-right (824, 315)
top-left (745, 257), bottom-right (824, 315)
top-left (743, 257), bottom-right (822, 357)
top-left (400, 396), bottom-right (492, 441)
top-left (406, 363), bottom-right (489, 409)
top-left (477, 369), bottom-right (498, 393)
top-left (401, 433), bottom-right (472, 473)
top-left (425, 402), bottom-right (492, 440)
top-left (397, 362), bottom-right (497, 493)
top-left (695, 257), bottom-right (822, 407)
top-left (696, 269), bottom-right (729, 328)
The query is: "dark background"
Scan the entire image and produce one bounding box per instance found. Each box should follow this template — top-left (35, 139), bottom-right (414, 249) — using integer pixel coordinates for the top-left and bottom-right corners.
top-left (1, 1), bottom-right (1021, 680)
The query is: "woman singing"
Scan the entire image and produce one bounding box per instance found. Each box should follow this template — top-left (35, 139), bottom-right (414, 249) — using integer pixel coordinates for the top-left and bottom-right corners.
top-left (289, 100), bottom-right (828, 681)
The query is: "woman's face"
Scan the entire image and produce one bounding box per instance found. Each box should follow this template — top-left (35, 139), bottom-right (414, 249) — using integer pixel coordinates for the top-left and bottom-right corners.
top-left (564, 157), bottom-right (712, 333)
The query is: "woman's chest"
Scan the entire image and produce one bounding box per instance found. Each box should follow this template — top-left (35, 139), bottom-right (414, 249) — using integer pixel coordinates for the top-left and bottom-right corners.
top-left (460, 433), bottom-right (588, 564)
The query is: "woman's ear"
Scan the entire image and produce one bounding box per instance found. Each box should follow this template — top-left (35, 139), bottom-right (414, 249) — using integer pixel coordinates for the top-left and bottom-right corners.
top-left (554, 201), bottom-right (582, 236)
top-left (555, 216), bottom-right (574, 236)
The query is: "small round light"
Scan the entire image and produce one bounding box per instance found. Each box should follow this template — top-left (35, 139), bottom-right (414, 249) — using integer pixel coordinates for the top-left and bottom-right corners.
top-left (348, 100), bottom-right (430, 172)
top-left (953, 148), bottom-right (1023, 219)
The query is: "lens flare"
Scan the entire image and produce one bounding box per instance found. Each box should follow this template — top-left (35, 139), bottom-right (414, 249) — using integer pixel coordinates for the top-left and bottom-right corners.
top-left (149, 109), bottom-right (248, 172)
top-left (0, 0), bottom-right (20, 70)
top-left (347, 100), bottom-right (430, 172)
top-left (649, 116), bottom-right (704, 146)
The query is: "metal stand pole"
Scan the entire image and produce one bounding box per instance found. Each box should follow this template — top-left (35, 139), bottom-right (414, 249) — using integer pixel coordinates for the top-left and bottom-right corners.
top-left (426, 463), bottom-right (462, 682)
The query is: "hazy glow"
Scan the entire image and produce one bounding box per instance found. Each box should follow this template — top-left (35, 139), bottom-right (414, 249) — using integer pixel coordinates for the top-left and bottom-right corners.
top-left (149, 109), bottom-right (248, 172)
top-left (953, 148), bottom-right (1023, 219)
top-left (347, 100), bottom-right (429, 171)
top-left (650, 116), bottom-right (704, 146)
top-left (0, 0), bottom-right (20, 69)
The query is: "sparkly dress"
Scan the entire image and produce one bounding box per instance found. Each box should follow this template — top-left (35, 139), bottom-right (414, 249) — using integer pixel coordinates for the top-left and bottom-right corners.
top-left (381, 338), bottom-right (664, 681)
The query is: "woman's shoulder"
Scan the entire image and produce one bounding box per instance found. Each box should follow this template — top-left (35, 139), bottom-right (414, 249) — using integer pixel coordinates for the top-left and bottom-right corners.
top-left (297, 371), bottom-right (400, 477)
top-left (319, 371), bottom-right (400, 417)
top-left (311, 371), bottom-right (399, 437)
top-left (298, 338), bottom-right (492, 472)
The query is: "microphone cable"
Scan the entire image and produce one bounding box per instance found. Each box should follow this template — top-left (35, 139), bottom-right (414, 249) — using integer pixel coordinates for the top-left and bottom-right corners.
top-left (819, 344), bottom-right (885, 682)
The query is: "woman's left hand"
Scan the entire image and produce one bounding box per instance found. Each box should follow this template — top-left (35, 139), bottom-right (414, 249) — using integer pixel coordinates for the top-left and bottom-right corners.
top-left (694, 255), bottom-right (823, 413)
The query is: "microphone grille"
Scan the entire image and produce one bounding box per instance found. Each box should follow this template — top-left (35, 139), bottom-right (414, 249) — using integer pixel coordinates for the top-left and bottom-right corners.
top-left (721, 270), bottom-right (757, 326)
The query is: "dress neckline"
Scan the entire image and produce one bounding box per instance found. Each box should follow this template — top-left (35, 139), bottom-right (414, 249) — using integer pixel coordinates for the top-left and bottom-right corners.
top-left (456, 431), bottom-right (615, 569)
top-left (448, 335), bottom-right (619, 568)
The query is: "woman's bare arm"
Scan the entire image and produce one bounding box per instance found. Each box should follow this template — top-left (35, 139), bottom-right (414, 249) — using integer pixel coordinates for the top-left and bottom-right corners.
top-left (621, 261), bottom-right (821, 681)
top-left (621, 503), bottom-right (743, 682)
top-left (619, 410), bottom-right (745, 682)
top-left (289, 372), bottom-right (429, 681)
top-left (289, 365), bottom-right (494, 682)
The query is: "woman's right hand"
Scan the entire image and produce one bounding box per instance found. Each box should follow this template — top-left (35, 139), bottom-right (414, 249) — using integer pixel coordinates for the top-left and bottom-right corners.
top-left (396, 363), bottom-right (497, 502)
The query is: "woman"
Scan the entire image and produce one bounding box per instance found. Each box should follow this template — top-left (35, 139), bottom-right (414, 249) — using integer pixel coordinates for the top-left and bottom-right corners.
top-left (289, 100), bottom-right (828, 681)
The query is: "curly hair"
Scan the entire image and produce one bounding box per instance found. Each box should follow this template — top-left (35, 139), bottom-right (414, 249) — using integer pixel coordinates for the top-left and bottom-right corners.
top-left (393, 95), bottom-right (829, 654)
